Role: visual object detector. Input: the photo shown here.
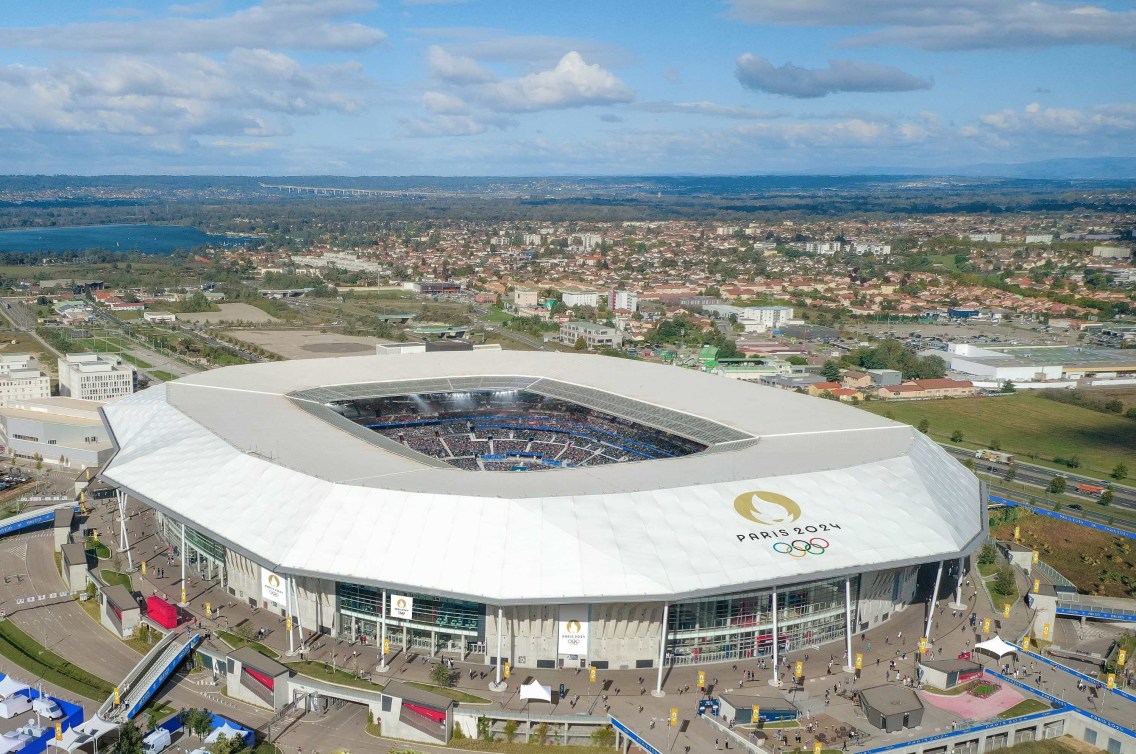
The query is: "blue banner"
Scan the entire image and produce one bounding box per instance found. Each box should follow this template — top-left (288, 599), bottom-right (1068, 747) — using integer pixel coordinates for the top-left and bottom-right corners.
top-left (1056, 607), bottom-right (1136, 622)
top-left (988, 495), bottom-right (1136, 541)
top-left (0, 511), bottom-right (56, 537)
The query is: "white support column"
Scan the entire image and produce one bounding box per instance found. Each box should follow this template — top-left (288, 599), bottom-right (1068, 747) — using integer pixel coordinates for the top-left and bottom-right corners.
top-left (653, 603), bottom-right (668, 697)
top-left (285, 575), bottom-right (295, 655)
top-left (178, 522), bottom-right (187, 606)
top-left (116, 491), bottom-right (134, 571)
top-left (925, 561), bottom-right (944, 642)
top-left (950, 557), bottom-right (967, 609)
top-left (770, 588), bottom-right (780, 687)
top-left (378, 589), bottom-right (388, 672)
top-left (289, 576), bottom-right (304, 651)
top-left (844, 577), bottom-right (855, 672)
top-left (492, 606), bottom-right (505, 690)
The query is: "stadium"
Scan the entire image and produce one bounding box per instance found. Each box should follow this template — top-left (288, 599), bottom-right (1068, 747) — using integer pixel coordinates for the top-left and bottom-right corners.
top-left (97, 350), bottom-right (985, 673)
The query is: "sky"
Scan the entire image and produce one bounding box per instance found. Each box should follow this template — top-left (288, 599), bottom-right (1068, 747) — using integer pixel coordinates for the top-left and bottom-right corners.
top-left (0, 0), bottom-right (1133, 176)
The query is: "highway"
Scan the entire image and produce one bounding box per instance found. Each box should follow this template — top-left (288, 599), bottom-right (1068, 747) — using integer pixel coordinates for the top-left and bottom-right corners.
top-left (939, 443), bottom-right (1136, 510)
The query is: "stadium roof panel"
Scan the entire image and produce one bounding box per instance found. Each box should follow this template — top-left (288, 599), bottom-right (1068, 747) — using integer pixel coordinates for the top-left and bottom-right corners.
top-left (99, 352), bottom-right (984, 604)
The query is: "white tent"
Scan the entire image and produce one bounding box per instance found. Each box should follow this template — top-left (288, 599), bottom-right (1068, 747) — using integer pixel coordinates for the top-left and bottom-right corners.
top-left (45, 727), bottom-right (94, 753)
top-left (519, 680), bottom-right (552, 704)
top-left (0, 677), bottom-right (29, 699)
top-left (975, 636), bottom-right (1018, 659)
top-left (205, 723), bottom-right (246, 744)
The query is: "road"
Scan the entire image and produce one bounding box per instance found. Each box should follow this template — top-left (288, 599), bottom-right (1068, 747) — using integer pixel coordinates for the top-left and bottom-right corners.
top-left (939, 444), bottom-right (1136, 510)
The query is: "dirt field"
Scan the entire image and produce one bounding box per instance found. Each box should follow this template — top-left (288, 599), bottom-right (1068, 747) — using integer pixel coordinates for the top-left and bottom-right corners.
top-left (226, 329), bottom-right (391, 360)
top-left (179, 303), bottom-right (279, 324)
top-left (990, 509), bottom-right (1136, 598)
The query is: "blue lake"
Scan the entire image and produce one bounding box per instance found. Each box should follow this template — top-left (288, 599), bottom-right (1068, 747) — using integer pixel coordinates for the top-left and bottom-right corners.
top-left (0, 224), bottom-right (255, 254)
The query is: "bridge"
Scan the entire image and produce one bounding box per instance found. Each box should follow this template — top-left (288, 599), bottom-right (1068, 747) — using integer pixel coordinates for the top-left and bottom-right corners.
top-left (259, 183), bottom-right (433, 198)
top-left (0, 503), bottom-right (77, 538)
top-left (100, 630), bottom-right (203, 722)
top-left (1055, 593), bottom-right (1136, 622)
top-left (412, 325), bottom-right (470, 338)
top-left (375, 313), bottom-right (416, 323)
top-left (257, 288), bottom-right (313, 299)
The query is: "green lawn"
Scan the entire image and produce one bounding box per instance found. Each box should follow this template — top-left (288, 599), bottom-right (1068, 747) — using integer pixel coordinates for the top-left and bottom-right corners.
top-left (151, 370), bottom-right (177, 381)
top-left (859, 393), bottom-right (1136, 476)
top-left (404, 680), bottom-right (491, 704)
top-left (0, 620), bottom-right (114, 700)
top-left (284, 660), bottom-right (383, 691)
top-left (997, 699), bottom-right (1052, 719)
top-left (217, 630), bottom-right (280, 659)
top-left (100, 569), bottom-right (132, 590)
top-left (86, 537), bottom-right (111, 559)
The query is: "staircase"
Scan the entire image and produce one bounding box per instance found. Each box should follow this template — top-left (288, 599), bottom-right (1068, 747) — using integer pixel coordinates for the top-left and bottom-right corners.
top-left (101, 631), bottom-right (203, 722)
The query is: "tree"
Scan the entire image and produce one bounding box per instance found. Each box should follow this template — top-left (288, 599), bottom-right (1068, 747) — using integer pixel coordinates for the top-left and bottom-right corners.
top-left (978, 543), bottom-right (996, 565)
top-left (1113, 463), bottom-right (1128, 481)
top-left (917, 418), bottom-right (930, 434)
top-left (573, 336), bottom-right (587, 351)
top-left (210, 734), bottom-right (248, 754)
top-left (503, 720), bottom-right (519, 743)
top-left (994, 564), bottom-right (1016, 597)
top-left (592, 726), bottom-right (617, 746)
top-left (785, 355), bottom-right (807, 366)
top-left (1101, 489), bottom-right (1114, 507)
top-left (1067, 455), bottom-right (1081, 469)
top-left (1005, 464), bottom-right (1017, 483)
top-left (989, 438), bottom-right (1001, 451)
top-left (1048, 476), bottom-right (1067, 495)
top-left (429, 661), bottom-right (453, 688)
top-left (180, 709), bottom-right (213, 739)
top-left (821, 360), bottom-right (841, 382)
top-left (950, 430), bottom-right (964, 443)
top-left (1000, 380), bottom-right (1016, 393)
top-left (110, 720), bottom-right (144, 754)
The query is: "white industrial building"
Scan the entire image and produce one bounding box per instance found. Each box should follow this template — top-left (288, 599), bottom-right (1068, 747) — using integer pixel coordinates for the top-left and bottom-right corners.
top-left (703, 305), bottom-right (795, 331)
top-left (1092, 245), bottom-right (1132, 259)
top-left (57, 353), bottom-right (135, 402)
top-left (0, 354), bottom-right (51, 405)
top-left (97, 352), bottom-right (983, 678)
top-left (0, 396), bottom-right (112, 469)
top-left (945, 343), bottom-right (1136, 382)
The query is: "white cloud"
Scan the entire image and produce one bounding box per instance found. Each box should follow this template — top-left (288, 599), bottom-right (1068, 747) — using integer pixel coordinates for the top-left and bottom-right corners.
top-left (411, 27), bottom-right (632, 70)
top-left (0, 0), bottom-right (385, 53)
top-left (426, 45), bottom-right (495, 84)
top-left (726, 0), bottom-right (1136, 50)
top-left (735, 55), bottom-right (932, 98)
top-left (978, 101), bottom-right (1136, 135)
top-left (634, 100), bottom-right (784, 120)
top-left (421, 91), bottom-right (469, 115)
top-left (476, 51), bottom-right (634, 112)
top-left (422, 47), bottom-right (634, 121)
top-left (0, 49), bottom-right (365, 137)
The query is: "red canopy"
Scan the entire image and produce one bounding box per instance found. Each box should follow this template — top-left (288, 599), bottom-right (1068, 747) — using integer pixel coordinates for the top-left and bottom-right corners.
top-left (146, 596), bottom-right (179, 629)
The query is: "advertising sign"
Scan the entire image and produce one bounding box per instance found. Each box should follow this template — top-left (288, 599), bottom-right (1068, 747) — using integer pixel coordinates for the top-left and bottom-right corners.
top-left (855, 653), bottom-right (862, 670)
top-left (390, 594), bottom-right (414, 620)
top-left (557, 604), bottom-right (589, 655)
top-left (261, 570), bottom-right (286, 604)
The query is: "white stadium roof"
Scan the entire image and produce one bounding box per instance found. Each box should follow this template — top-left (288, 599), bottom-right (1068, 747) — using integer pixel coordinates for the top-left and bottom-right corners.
top-left (99, 351), bottom-right (985, 605)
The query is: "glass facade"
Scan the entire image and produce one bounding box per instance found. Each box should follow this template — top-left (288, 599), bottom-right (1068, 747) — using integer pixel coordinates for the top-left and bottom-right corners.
top-left (156, 513), bottom-right (227, 585)
top-left (336, 582), bottom-right (485, 651)
top-left (667, 576), bottom-right (856, 665)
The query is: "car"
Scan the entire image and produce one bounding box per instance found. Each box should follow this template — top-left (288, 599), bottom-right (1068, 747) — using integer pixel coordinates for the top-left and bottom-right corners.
top-left (1067, 504), bottom-right (1083, 512)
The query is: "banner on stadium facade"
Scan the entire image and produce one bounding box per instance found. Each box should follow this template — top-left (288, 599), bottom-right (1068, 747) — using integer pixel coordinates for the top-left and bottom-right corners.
top-left (261, 570), bottom-right (286, 604)
top-left (390, 594), bottom-right (414, 620)
top-left (557, 604), bottom-right (589, 655)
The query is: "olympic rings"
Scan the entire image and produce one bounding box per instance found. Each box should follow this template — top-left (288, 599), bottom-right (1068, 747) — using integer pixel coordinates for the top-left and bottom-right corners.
top-left (772, 537), bottom-right (829, 556)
